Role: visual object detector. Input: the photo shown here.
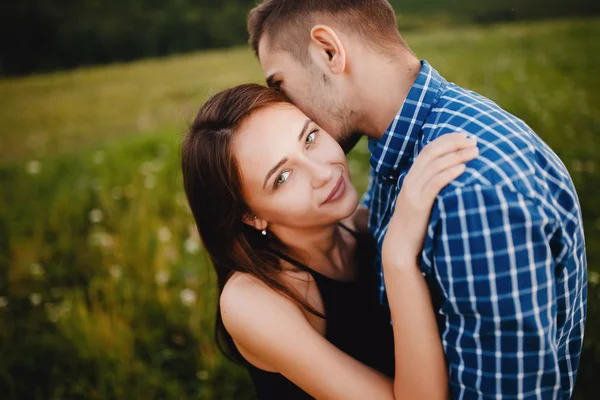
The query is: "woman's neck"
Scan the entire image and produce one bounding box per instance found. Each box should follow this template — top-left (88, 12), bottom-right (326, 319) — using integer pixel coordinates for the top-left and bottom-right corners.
top-left (269, 223), bottom-right (351, 275)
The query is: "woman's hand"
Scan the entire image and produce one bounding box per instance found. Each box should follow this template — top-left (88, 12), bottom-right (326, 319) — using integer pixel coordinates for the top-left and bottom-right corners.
top-left (382, 133), bottom-right (478, 270)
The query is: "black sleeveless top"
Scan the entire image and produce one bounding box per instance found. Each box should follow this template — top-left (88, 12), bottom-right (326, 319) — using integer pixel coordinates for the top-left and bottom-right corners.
top-left (245, 224), bottom-right (395, 399)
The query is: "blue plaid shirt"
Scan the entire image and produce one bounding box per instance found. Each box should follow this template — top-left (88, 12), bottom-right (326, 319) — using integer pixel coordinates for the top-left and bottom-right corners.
top-left (363, 61), bottom-right (587, 399)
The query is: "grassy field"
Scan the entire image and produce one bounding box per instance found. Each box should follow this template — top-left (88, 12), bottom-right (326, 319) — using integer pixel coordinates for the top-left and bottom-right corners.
top-left (0, 18), bottom-right (599, 399)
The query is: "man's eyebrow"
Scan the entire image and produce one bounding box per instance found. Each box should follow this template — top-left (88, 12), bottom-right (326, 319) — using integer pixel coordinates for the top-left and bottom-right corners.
top-left (262, 120), bottom-right (312, 190)
top-left (263, 158), bottom-right (288, 189)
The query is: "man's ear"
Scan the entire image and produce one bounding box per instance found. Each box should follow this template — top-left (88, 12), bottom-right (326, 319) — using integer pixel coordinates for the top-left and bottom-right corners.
top-left (241, 214), bottom-right (268, 231)
top-left (309, 25), bottom-right (347, 74)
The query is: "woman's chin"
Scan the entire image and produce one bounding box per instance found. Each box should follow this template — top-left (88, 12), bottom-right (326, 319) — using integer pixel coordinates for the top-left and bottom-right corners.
top-left (333, 188), bottom-right (360, 222)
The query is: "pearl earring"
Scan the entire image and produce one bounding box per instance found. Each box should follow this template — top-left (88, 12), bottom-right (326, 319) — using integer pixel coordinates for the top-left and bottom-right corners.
top-left (261, 229), bottom-right (267, 236)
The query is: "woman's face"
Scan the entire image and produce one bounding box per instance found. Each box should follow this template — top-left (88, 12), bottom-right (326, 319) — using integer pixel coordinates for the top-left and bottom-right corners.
top-left (233, 103), bottom-right (359, 231)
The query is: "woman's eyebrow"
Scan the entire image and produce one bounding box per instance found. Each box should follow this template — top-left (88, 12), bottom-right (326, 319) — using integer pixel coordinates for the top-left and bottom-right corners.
top-left (297, 119), bottom-right (311, 141)
top-left (263, 158), bottom-right (288, 189)
top-left (262, 119), bottom-right (311, 189)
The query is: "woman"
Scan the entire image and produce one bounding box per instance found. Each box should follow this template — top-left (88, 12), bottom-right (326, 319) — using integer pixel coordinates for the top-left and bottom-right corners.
top-left (181, 84), bottom-right (479, 399)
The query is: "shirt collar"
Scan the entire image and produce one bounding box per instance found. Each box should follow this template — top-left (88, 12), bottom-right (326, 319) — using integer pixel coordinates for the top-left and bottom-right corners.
top-left (369, 60), bottom-right (447, 179)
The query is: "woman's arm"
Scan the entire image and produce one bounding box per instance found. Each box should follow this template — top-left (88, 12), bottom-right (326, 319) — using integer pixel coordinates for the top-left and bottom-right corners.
top-left (221, 273), bottom-right (396, 400)
top-left (382, 132), bottom-right (479, 399)
top-left (384, 262), bottom-right (448, 399)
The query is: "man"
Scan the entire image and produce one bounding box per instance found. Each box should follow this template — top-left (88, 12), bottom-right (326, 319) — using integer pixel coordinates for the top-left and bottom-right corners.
top-left (247, 0), bottom-right (587, 398)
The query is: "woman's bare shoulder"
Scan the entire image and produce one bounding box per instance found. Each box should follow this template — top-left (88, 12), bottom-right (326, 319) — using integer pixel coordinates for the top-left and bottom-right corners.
top-left (222, 270), bottom-right (311, 304)
top-left (220, 271), bottom-right (310, 330)
top-left (221, 272), bottom-right (279, 312)
top-left (220, 271), bottom-right (316, 360)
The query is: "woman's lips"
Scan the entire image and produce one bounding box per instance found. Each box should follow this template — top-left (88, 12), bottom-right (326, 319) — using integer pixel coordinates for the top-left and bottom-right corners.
top-left (321, 175), bottom-right (346, 206)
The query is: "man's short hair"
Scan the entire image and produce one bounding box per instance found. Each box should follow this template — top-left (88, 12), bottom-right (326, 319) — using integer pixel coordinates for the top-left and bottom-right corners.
top-left (248, 0), bottom-right (406, 63)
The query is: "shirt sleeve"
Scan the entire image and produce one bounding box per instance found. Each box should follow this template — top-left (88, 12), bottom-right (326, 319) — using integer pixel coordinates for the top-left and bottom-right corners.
top-left (423, 184), bottom-right (561, 399)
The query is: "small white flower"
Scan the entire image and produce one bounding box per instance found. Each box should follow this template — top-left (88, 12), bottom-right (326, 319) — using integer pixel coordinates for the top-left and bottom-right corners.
top-left (155, 269), bottom-right (170, 286)
top-left (93, 151), bottom-right (105, 165)
top-left (144, 175), bottom-right (156, 189)
top-left (26, 160), bottom-right (41, 175)
top-left (30, 293), bottom-right (42, 306)
top-left (89, 232), bottom-right (114, 249)
top-left (158, 227), bottom-right (172, 243)
top-left (0, 297), bottom-right (8, 308)
top-left (109, 265), bottom-right (122, 280)
top-left (184, 237), bottom-right (201, 255)
top-left (89, 209), bottom-right (104, 224)
top-left (180, 288), bottom-right (197, 306)
top-left (30, 262), bottom-right (44, 278)
top-left (590, 271), bottom-right (599, 285)
top-left (140, 162), bottom-right (154, 176)
top-left (46, 300), bottom-right (72, 322)
top-left (100, 235), bottom-right (114, 249)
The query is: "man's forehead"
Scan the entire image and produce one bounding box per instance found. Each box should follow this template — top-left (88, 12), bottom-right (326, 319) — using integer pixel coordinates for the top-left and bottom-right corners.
top-left (257, 35), bottom-right (276, 75)
top-left (257, 34), bottom-right (293, 78)
top-left (257, 33), bottom-right (270, 58)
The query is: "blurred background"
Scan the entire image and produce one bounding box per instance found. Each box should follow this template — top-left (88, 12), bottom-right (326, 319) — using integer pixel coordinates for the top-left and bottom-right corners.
top-left (0, 0), bottom-right (598, 399)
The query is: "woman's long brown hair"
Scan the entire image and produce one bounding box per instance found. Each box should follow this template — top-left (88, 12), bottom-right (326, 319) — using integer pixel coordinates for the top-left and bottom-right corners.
top-left (181, 84), bottom-right (324, 362)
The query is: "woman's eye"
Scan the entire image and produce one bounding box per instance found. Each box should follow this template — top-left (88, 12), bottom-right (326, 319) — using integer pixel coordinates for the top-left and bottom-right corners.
top-left (305, 130), bottom-right (317, 149)
top-left (275, 171), bottom-right (291, 188)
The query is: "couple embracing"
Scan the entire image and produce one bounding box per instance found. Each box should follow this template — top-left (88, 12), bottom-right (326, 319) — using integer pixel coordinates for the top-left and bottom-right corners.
top-left (181, 1), bottom-right (587, 399)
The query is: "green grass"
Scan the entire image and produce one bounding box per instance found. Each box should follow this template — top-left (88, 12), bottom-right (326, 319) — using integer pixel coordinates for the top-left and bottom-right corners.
top-left (0, 49), bottom-right (265, 166)
top-left (0, 18), bottom-right (599, 399)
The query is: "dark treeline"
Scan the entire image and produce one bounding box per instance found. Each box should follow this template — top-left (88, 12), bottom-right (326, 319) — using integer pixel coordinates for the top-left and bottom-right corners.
top-left (0, 0), bottom-right (253, 76)
top-left (1, 0), bottom-right (598, 77)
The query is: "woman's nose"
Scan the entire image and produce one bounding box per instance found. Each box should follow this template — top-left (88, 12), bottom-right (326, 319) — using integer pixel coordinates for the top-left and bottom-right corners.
top-left (306, 158), bottom-right (334, 189)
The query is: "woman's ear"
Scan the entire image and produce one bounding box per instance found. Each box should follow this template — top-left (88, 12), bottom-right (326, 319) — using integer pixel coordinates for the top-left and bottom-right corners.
top-left (242, 214), bottom-right (268, 232)
top-left (309, 25), bottom-right (347, 75)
